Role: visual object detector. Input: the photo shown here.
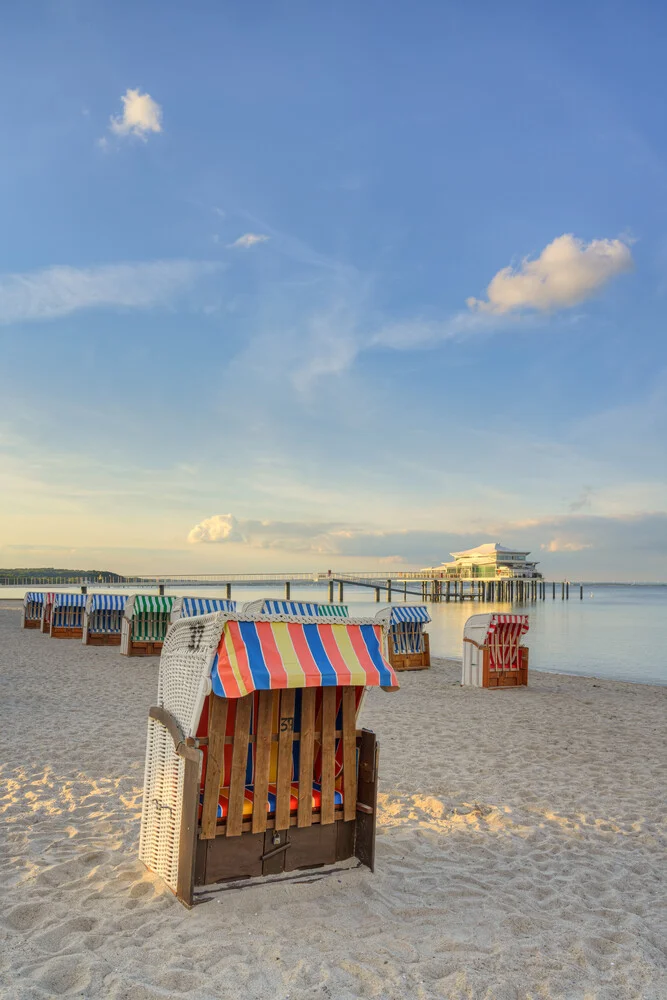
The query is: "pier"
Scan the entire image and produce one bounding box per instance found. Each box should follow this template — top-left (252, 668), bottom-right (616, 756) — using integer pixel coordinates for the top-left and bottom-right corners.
top-left (1, 571), bottom-right (581, 601)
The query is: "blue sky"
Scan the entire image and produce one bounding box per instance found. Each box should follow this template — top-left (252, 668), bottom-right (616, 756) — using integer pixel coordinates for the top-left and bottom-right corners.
top-left (1, 0), bottom-right (665, 580)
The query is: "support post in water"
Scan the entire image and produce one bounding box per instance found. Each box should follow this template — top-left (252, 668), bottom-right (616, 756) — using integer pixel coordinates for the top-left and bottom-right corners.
top-left (158, 583), bottom-right (165, 596)
top-left (375, 587), bottom-right (380, 602)
top-left (226, 583), bottom-right (232, 599)
top-left (338, 581), bottom-right (344, 603)
top-left (328, 580), bottom-right (334, 602)
top-left (285, 581), bottom-right (291, 600)
top-left (386, 579), bottom-right (392, 602)
top-left (580, 584), bottom-right (583, 600)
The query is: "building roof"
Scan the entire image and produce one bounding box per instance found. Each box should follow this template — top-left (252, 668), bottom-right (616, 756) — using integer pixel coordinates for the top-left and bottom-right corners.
top-left (451, 542), bottom-right (530, 558)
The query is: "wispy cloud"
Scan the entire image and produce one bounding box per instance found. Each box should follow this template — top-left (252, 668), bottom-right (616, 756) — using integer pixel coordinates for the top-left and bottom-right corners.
top-left (0, 260), bottom-right (221, 325)
top-left (109, 88), bottom-right (163, 140)
top-left (188, 513), bottom-right (345, 553)
top-left (467, 234), bottom-right (633, 314)
top-left (541, 538), bottom-right (593, 552)
top-left (228, 233), bottom-right (270, 249)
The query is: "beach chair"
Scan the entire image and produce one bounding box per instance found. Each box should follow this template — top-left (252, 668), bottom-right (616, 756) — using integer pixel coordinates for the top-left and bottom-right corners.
top-left (121, 594), bottom-right (175, 656)
top-left (50, 593), bottom-right (87, 639)
top-left (257, 600), bottom-right (350, 617)
top-left (139, 608), bottom-right (398, 906)
top-left (386, 606), bottom-right (431, 671)
top-left (82, 594), bottom-right (127, 646)
top-left (462, 613), bottom-right (529, 687)
top-left (171, 597), bottom-right (237, 623)
top-left (22, 592), bottom-right (44, 629)
top-left (39, 592), bottom-right (56, 634)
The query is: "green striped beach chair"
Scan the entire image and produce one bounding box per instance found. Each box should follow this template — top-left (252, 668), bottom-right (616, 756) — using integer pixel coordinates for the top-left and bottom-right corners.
top-left (121, 594), bottom-right (175, 656)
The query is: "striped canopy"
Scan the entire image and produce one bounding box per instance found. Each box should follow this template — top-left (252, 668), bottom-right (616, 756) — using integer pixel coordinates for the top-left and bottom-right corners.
top-left (486, 613), bottom-right (529, 637)
top-left (261, 600), bottom-right (349, 618)
top-left (389, 606), bottom-right (430, 624)
top-left (181, 597), bottom-right (236, 617)
top-left (132, 595), bottom-right (174, 614)
top-left (53, 593), bottom-right (87, 608)
top-left (90, 594), bottom-right (126, 611)
top-left (318, 604), bottom-right (349, 618)
top-left (262, 600), bottom-right (320, 616)
top-left (24, 592), bottom-right (45, 604)
top-left (211, 620), bottom-right (398, 698)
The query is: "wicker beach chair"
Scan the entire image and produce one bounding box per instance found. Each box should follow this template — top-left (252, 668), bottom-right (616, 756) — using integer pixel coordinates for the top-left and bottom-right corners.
top-left (385, 606), bottom-right (431, 671)
top-left (120, 594), bottom-right (175, 657)
top-left (50, 593), bottom-right (86, 639)
top-left (462, 613), bottom-right (529, 687)
top-left (139, 607), bottom-right (398, 906)
top-left (22, 592), bottom-right (44, 629)
top-left (171, 597), bottom-right (237, 623)
top-left (82, 594), bottom-right (127, 646)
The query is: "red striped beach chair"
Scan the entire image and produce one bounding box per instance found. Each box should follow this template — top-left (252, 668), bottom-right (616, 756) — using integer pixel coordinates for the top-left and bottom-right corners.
top-left (139, 608), bottom-right (398, 906)
top-left (40, 592), bottom-right (57, 634)
top-left (462, 613), bottom-right (529, 687)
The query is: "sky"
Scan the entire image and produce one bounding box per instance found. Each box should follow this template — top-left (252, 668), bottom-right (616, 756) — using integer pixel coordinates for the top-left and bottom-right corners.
top-left (0, 0), bottom-right (666, 581)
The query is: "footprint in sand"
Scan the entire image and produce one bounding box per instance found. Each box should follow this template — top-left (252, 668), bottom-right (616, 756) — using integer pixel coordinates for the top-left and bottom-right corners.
top-left (33, 916), bottom-right (98, 953)
top-left (31, 954), bottom-right (93, 995)
top-left (3, 901), bottom-right (49, 931)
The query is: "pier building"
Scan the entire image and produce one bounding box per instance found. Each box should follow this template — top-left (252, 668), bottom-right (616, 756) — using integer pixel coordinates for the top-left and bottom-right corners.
top-left (423, 542), bottom-right (541, 580)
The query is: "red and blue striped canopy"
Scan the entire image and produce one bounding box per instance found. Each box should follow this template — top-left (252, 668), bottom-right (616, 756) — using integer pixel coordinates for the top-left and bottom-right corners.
top-left (211, 620), bottom-right (398, 698)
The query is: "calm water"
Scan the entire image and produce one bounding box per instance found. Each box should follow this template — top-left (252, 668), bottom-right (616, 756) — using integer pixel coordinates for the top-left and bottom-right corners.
top-left (4, 583), bottom-right (666, 686)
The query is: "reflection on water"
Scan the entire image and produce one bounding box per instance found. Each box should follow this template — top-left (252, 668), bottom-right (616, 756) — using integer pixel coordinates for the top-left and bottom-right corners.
top-left (3, 582), bottom-right (665, 685)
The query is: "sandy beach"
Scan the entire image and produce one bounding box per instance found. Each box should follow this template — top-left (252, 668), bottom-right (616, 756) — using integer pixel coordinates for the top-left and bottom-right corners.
top-left (1, 602), bottom-right (665, 1000)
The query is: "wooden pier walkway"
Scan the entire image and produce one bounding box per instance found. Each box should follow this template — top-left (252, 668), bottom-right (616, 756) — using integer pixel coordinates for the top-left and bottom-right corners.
top-left (1, 571), bottom-right (580, 601)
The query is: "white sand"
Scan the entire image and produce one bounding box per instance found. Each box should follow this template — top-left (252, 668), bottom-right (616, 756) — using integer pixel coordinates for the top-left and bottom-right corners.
top-left (1, 602), bottom-right (665, 999)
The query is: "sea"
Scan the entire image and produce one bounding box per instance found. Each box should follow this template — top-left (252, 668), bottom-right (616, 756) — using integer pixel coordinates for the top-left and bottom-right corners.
top-left (3, 582), bottom-right (666, 686)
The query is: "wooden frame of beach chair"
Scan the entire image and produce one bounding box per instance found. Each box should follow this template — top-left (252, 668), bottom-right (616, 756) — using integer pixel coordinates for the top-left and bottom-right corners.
top-left (139, 608), bottom-right (397, 907)
top-left (40, 592), bottom-right (56, 634)
top-left (462, 613), bottom-right (529, 688)
top-left (384, 606), bottom-right (431, 672)
top-left (170, 596), bottom-right (237, 623)
top-left (50, 593), bottom-right (86, 639)
top-left (120, 594), bottom-right (175, 656)
top-left (22, 592), bottom-right (44, 629)
top-left (82, 594), bottom-right (126, 646)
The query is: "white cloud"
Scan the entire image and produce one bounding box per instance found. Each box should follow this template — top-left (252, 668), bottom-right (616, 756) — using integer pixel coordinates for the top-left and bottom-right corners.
top-left (541, 539), bottom-right (593, 553)
top-left (109, 88), bottom-right (163, 140)
top-left (467, 234), bottom-right (633, 314)
top-left (0, 260), bottom-right (220, 325)
top-left (229, 233), bottom-right (270, 249)
top-left (187, 514), bottom-right (245, 544)
top-left (188, 513), bottom-right (348, 554)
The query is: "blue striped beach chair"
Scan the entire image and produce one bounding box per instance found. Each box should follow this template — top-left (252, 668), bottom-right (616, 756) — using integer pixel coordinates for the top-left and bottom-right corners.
top-left (386, 605), bottom-right (431, 671)
top-left (50, 593), bottom-right (87, 639)
top-left (83, 594), bottom-right (127, 645)
top-left (171, 597), bottom-right (237, 623)
top-left (260, 600), bottom-right (350, 617)
top-left (22, 592), bottom-right (45, 629)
